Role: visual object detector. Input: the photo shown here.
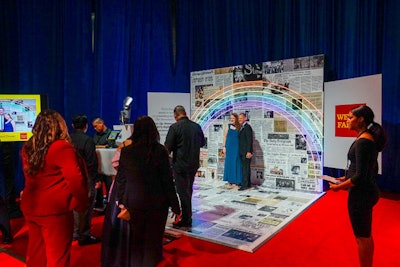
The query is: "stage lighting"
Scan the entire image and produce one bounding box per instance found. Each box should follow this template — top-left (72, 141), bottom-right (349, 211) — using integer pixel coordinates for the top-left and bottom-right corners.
top-left (119, 96), bottom-right (133, 124)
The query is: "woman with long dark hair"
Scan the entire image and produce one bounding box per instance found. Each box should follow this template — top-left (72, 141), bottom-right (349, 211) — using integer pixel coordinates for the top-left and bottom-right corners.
top-left (102, 116), bottom-right (180, 267)
top-left (330, 105), bottom-right (386, 267)
top-left (21, 109), bottom-right (88, 267)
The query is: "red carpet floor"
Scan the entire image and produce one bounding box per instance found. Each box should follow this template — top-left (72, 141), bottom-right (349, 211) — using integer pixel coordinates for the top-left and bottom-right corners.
top-left (1, 190), bottom-right (400, 267)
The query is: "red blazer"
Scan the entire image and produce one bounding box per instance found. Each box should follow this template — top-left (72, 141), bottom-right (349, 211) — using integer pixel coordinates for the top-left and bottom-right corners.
top-left (21, 140), bottom-right (88, 216)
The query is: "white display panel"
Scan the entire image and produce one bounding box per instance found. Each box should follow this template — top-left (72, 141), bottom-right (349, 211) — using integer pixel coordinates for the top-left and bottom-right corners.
top-left (323, 74), bottom-right (382, 173)
top-left (147, 92), bottom-right (190, 144)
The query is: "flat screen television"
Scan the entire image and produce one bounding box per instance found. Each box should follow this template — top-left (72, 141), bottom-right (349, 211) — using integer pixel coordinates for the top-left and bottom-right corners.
top-left (0, 94), bottom-right (49, 142)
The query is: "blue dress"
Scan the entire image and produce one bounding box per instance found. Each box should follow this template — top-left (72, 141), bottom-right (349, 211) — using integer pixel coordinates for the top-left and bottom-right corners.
top-left (4, 121), bottom-right (14, 132)
top-left (223, 124), bottom-right (242, 184)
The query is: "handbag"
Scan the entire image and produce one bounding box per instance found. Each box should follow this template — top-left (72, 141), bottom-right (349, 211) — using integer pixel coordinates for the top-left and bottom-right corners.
top-left (117, 207), bottom-right (131, 221)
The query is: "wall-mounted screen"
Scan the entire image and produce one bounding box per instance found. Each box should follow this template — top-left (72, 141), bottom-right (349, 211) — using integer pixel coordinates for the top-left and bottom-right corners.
top-left (0, 94), bottom-right (48, 142)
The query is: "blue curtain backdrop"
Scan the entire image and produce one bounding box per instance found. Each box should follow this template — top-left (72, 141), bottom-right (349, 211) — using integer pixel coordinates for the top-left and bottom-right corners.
top-left (0, 0), bottom-right (94, 122)
top-left (94, 0), bottom-right (175, 123)
top-left (0, 0), bottom-right (399, 192)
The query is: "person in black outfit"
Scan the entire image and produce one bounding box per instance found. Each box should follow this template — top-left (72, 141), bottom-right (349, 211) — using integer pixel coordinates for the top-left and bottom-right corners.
top-left (165, 105), bottom-right (205, 228)
top-left (92, 118), bottom-right (112, 146)
top-left (100, 139), bottom-right (132, 267)
top-left (92, 117), bottom-right (112, 210)
top-left (0, 141), bottom-right (23, 218)
top-left (70, 114), bottom-right (101, 246)
top-left (329, 105), bottom-right (386, 267)
top-left (106, 116), bottom-right (181, 267)
top-left (0, 195), bottom-right (12, 244)
top-left (238, 113), bottom-right (253, 191)
top-left (1, 108), bottom-right (22, 219)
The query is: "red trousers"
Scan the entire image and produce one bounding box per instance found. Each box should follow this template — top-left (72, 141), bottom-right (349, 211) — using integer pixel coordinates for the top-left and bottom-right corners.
top-left (25, 212), bottom-right (74, 267)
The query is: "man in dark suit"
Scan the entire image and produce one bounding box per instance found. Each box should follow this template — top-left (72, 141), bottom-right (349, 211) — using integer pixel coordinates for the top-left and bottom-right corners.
top-left (70, 114), bottom-right (101, 246)
top-left (165, 105), bottom-right (205, 228)
top-left (238, 113), bottom-right (253, 191)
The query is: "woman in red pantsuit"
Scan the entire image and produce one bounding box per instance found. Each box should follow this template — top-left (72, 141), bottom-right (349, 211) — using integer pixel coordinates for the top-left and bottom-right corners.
top-left (21, 110), bottom-right (88, 267)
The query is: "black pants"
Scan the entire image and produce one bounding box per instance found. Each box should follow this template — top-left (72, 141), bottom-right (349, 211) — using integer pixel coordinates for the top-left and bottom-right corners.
top-left (74, 183), bottom-right (96, 238)
top-left (240, 156), bottom-right (251, 188)
top-left (129, 208), bottom-right (168, 267)
top-left (0, 142), bottom-right (21, 216)
top-left (0, 196), bottom-right (11, 237)
top-left (173, 169), bottom-right (196, 224)
top-left (95, 174), bottom-right (112, 207)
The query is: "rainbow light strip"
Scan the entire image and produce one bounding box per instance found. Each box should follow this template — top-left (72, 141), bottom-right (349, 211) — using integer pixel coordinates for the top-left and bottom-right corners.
top-left (191, 81), bottom-right (324, 160)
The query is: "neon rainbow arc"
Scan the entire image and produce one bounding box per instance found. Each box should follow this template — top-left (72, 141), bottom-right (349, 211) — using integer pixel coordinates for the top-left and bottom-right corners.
top-left (191, 81), bottom-right (324, 161)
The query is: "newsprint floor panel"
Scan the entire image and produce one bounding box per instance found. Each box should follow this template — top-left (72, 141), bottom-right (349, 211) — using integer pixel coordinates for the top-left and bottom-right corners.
top-left (166, 179), bottom-right (324, 252)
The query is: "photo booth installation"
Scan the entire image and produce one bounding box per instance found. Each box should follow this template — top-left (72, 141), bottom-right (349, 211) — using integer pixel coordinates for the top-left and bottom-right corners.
top-left (190, 55), bottom-right (325, 193)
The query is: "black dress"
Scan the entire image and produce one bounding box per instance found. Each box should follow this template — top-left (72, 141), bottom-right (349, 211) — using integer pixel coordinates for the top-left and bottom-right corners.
top-left (100, 180), bottom-right (131, 267)
top-left (101, 142), bottom-right (180, 267)
top-left (346, 138), bottom-right (380, 238)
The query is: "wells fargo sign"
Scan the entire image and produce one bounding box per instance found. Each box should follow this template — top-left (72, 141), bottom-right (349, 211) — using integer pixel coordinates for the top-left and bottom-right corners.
top-left (335, 103), bottom-right (365, 137)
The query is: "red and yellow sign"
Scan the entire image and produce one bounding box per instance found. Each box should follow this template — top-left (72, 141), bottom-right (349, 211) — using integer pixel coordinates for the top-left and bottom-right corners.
top-left (335, 103), bottom-right (365, 137)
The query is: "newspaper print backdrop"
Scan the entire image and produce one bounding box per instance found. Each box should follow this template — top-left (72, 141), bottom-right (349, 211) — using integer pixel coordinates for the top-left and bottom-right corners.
top-left (190, 55), bottom-right (324, 192)
top-left (166, 179), bottom-right (324, 252)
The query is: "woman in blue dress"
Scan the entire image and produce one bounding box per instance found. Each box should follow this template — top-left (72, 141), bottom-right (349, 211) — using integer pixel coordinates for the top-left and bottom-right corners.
top-left (222, 113), bottom-right (242, 187)
top-left (4, 114), bottom-right (15, 132)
